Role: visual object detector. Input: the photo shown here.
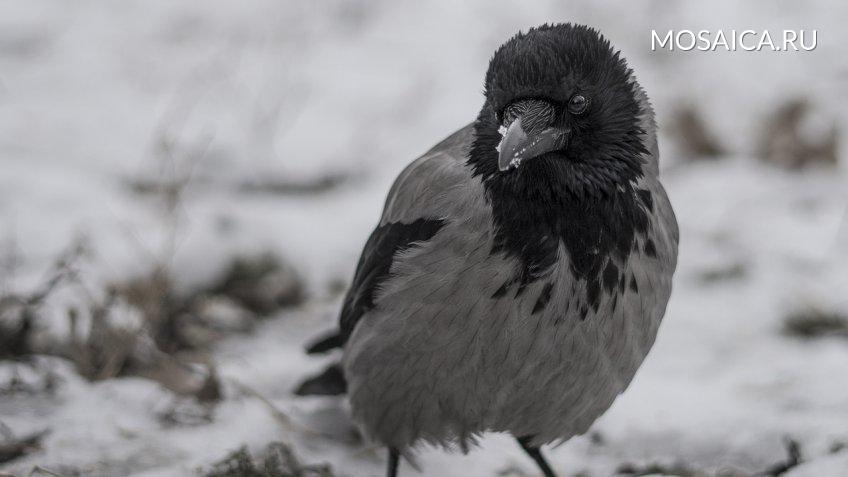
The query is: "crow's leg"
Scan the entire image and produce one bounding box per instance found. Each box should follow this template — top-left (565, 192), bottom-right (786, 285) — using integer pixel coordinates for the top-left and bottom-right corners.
top-left (517, 436), bottom-right (557, 477)
top-left (386, 447), bottom-right (400, 477)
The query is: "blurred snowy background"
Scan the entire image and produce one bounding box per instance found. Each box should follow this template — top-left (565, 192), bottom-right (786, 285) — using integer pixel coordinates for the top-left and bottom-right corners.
top-left (1, 1), bottom-right (847, 476)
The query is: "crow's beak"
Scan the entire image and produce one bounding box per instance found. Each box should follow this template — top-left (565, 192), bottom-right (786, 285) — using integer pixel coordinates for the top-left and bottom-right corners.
top-left (497, 118), bottom-right (568, 172)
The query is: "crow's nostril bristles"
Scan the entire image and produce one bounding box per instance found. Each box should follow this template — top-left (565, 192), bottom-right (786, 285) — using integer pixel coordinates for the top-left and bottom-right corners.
top-left (503, 99), bottom-right (557, 134)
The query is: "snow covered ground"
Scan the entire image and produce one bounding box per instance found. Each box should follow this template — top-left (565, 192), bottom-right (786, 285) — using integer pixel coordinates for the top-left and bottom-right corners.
top-left (1, 1), bottom-right (847, 475)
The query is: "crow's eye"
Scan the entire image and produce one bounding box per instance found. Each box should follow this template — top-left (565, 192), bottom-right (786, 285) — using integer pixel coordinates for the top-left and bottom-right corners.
top-left (567, 94), bottom-right (588, 115)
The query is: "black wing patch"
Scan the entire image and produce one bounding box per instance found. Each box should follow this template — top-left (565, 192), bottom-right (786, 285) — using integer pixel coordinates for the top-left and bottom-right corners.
top-left (338, 218), bottom-right (446, 343)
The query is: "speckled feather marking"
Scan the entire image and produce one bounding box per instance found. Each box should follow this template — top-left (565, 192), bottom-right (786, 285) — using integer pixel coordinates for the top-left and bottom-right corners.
top-left (342, 24), bottom-right (678, 453)
top-left (343, 96), bottom-right (677, 450)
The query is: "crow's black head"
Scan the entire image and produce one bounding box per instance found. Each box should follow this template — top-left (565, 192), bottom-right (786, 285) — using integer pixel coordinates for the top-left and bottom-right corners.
top-left (468, 24), bottom-right (654, 290)
top-left (468, 23), bottom-right (648, 200)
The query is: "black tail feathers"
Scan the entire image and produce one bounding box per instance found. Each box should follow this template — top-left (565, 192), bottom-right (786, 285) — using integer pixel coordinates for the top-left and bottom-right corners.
top-left (295, 330), bottom-right (347, 396)
top-left (294, 363), bottom-right (347, 396)
top-left (305, 331), bottom-right (344, 354)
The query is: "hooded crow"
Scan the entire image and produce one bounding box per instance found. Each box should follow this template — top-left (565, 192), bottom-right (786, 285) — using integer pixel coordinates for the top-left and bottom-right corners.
top-left (297, 23), bottom-right (678, 477)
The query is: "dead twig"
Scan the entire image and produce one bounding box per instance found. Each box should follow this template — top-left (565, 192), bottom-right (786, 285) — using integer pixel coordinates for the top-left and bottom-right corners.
top-left (229, 379), bottom-right (298, 434)
top-left (25, 466), bottom-right (64, 477)
top-left (0, 238), bottom-right (88, 360)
